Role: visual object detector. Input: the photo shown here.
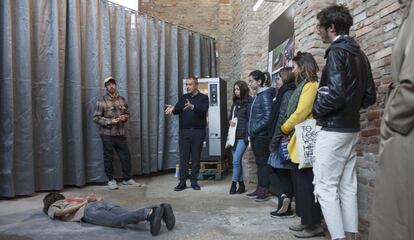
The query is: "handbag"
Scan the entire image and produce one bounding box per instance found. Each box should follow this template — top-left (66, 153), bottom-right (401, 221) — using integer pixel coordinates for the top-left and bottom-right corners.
top-left (294, 118), bottom-right (319, 169)
top-left (277, 135), bottom-right (290, 162)
top-left (225, 107), bottom-right (238, 148)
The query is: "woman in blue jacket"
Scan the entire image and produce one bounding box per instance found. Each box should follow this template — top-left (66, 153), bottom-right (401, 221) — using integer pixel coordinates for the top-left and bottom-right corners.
top-left (246, 70), bottom-right (275, 201)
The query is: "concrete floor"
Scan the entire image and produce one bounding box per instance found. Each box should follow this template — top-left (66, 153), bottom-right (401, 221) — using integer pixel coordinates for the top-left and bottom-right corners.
top-left (0, 173), bottom-right (327, 240)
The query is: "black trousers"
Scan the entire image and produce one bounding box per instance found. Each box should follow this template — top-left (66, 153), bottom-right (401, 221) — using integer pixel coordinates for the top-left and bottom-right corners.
top-left (268, 168), bottom-right (294, 198)
top-left (101, 135), bottom-right (131, 181)
top-left (292, 164), bottom-right (322, 225)
top-left (179, 129), bottom-right (206, 181)
top-left (251, 136), bottom-right (271, 187)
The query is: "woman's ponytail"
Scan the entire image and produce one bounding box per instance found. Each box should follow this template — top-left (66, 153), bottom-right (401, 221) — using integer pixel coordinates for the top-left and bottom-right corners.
top-left (248, 70), bottom-right (271, 87)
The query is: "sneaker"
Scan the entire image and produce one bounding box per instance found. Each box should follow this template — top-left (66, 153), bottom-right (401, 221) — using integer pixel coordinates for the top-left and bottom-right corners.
top-left (294, 225), bottom-right (324, 238)
top-left (160, 203), bottom-right (175, 230)
top-left (148, 207), bottom-right (164, 236)
top-left (289, 223), bottom-right (308, 232)
top-left (277, 195), bottom-right (291, 214)
top-left (107, 179), bottom-right (119, 190)
top-left (270, 209), bottom-right (295, 218)
top-left (122, 178), bottom-right (142, 187)
top-left (174, 181), bottom-right (187, 191)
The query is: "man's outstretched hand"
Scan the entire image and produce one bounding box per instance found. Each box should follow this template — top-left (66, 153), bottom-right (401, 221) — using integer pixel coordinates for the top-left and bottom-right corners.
top-left (165, 104), bottom-right (174, 115)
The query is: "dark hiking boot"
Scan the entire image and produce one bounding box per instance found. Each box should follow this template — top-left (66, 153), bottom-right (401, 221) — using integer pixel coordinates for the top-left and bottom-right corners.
top-left (149, 207), bottom-right (164, 236)
top-left (160, 203), bottom-right (175, 230)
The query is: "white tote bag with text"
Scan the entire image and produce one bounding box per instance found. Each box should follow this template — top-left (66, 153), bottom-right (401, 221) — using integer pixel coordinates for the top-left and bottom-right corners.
top-left (295, 119), bottom-right (320, 169)
top-left (225, 107), bottom-right (238, 149)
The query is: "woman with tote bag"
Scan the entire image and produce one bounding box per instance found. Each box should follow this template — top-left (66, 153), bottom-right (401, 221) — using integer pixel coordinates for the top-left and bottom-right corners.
top-left (267, 67), bottom-right (296, 217)
top-left (227, 81), bottom-right (252, 194)
top-left (280, 52), bottom-right (323, 238)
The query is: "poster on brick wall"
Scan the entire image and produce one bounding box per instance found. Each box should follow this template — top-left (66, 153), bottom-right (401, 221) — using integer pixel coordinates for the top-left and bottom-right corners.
top-left (268, 5), bottom-right (295, 87)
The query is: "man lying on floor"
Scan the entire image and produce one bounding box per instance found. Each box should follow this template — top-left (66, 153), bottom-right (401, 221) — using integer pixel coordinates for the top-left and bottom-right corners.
top-left (42, 192), bottom-right (175, 236)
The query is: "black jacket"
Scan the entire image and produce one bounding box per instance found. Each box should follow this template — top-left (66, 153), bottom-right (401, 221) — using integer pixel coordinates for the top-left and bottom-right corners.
top-left (229, 96), bottom-right (253, 141)
top-left (249, 87), bottom-right (275, 137)
top-left (269, 83), bottom-right (296, 144)
top-left (312, 36), bottom-right (376, 132)
top-left (173, 92), bottom-right (209, 129)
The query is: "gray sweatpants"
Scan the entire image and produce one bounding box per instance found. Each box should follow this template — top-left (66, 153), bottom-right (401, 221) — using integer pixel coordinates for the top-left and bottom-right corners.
top-left (83, 201), bottom-right (150, 228)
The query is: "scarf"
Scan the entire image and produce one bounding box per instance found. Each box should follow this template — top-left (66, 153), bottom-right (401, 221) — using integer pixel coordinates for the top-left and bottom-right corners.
top-left (284, 73), bottom-right (308, 122)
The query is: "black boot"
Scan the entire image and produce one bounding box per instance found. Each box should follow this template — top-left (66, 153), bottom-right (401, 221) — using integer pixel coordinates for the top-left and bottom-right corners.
top-left (236, 181), bottom-right (245, 194)
top-left (160, 203), bottom-right (175, 230)
top-left (148, 206), bottom-right (164, 236)
top-left (191, 180), bottom-right (201, 190)
top-left (174, 180), bottom-right (187, 191)
top-left (229, 181), bottom-right (237, 194)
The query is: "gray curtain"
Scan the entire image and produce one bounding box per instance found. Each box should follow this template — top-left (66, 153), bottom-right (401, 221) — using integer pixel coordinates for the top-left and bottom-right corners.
top-left (0, 0), bottom-right (217, 197)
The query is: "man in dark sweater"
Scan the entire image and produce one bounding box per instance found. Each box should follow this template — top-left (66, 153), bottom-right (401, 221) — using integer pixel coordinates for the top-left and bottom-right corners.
top-left (165, 77), bottom-right (209, 191)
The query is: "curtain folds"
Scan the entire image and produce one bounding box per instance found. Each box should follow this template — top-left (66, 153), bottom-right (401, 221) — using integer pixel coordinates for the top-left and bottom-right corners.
top-left (0, 0), bottom-right (217, 197)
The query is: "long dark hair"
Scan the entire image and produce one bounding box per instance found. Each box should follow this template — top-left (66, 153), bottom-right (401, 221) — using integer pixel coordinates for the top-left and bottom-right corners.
top-left (233, 80), bottom-right (250, 103)
top-left (43, 192), bottom-right (65, 214)
top-left (292, 51), bottom-right (319, 82)
top-left (248, 70), bottom-right (271, 87)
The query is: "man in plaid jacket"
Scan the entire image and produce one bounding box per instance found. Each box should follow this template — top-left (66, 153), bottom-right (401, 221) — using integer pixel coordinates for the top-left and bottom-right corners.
top-left (93, 77), bottom-right (141, 190)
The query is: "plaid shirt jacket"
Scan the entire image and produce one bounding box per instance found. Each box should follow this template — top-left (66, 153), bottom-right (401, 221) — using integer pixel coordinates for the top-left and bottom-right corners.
top-left (93, 92), bottom-right (129, 136)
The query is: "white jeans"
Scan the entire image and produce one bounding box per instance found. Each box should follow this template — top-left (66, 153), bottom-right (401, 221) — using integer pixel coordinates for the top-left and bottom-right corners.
top-left (313, 130), bottom-right (359, 239)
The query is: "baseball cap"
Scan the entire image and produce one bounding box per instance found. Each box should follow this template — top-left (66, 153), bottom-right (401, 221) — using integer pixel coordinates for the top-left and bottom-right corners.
top-left (104, 76), bottom-right (116, 86)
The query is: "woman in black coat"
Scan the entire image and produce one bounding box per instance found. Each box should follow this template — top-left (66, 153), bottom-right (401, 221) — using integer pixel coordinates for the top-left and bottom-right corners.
top-left (266, 67), bottom-right (296, 217)
top-left (246, 70), bottom-right (275, 201)
top-left (228, 81), bottom-right (252, 194)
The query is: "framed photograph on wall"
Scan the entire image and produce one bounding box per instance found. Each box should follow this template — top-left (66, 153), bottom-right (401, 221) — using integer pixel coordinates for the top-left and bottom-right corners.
top-left (268, 5), bottom-right (295, 87)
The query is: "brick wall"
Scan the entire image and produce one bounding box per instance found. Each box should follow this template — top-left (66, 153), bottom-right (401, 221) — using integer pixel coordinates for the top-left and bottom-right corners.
top-left (139, 0), bottom-right (403, 236)
top-left (232, 1), bottom-right (402, 236)
top-left (139, 0), bottom-right (233, 82)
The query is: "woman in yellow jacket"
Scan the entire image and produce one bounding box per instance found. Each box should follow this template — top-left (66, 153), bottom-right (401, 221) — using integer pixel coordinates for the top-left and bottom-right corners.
top-left (280, 52), bottom-right (323, 238)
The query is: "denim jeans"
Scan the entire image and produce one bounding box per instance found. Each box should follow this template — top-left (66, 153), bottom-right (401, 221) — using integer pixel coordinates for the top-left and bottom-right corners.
top-left (83, 201), bottom-right (150, 228)
top-left (231, 139), bottom-right (246, 182)
top-left (101, 135), bottom-right (131, 180)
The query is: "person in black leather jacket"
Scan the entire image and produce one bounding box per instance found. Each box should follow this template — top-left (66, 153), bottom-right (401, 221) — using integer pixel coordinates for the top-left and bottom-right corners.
top-left (245, 70), bottom-right (275, 201)
top-left (312, 5), bottom-right (376, 240)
